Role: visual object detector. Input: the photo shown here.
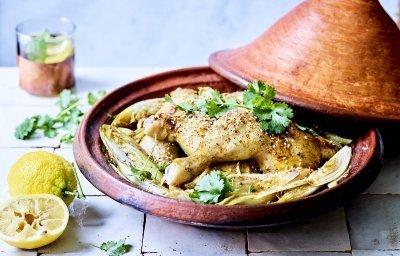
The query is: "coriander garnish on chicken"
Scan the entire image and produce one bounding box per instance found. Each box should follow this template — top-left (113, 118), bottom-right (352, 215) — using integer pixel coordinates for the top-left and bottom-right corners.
top-left (101, 81), bottom-right (352, 205)
top-left (165, 81), bottom-right (293, 134)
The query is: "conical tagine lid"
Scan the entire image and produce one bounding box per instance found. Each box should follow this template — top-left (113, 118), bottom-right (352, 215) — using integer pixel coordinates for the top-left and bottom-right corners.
top-left (209, 0), bottom-right (400, 121)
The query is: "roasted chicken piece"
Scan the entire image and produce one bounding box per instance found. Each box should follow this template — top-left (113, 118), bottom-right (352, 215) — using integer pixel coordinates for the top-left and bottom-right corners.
top-left (145, 88), bottom-right (339, 186)
top-left (144, 88), bottom-right (213, 155)
top-left (139, 135), bottom-right (179, 167)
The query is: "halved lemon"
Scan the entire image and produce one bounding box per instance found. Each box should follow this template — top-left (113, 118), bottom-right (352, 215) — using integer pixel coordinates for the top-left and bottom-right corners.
top-left (0, 194), bottom-right (69, 249)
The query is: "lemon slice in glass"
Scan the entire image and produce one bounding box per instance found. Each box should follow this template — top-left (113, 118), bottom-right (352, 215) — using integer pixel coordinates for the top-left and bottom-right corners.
top-left (44, 38), bottom-right (74, 64)
top-left (0, 194), bottom-right (69, 249)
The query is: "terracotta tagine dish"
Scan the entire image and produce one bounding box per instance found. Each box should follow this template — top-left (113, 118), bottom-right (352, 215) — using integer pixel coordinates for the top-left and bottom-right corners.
top-left (209, 0), bottom-right (400, 122)
top-left (73, 0), bottom-right (397, 227)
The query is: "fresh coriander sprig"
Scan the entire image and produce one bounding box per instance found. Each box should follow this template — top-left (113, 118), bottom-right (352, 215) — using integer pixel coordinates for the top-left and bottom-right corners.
top-left (88, 90), bottom-right (107, 105)
top-left (165, 81), bottom-right (294, 134)
top-left (190, 170), bottom-right (233, 204)
top-left (92, 238), bottom-right (130, 256)
top-left (14, 89), bottom-right (106, 143)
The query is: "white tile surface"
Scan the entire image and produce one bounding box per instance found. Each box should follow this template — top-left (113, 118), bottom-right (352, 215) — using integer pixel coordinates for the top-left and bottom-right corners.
top-left (346, 195), bottom-right (400, 250)
top-left (248, 209), bottom-right (351, 252)
top-left (0, 252), bottom-right (36, 255)
top-left (366, 151), bottom-right (400, 194)
top-left (142, 215), bottom-right (246, 255)
top-left (54, 148), bottom-right (104, 196)
top-left (352, 250), bottom-right (400, 256)
top-left (353, 250), bottom-right (400, 256)
top-left (144, 253), bottom-right (246, 256)
top-left (0, 106), bottom-right (60, 148)
top-left (249, 253), bottom-right (351, 256)
top-left (38, 196), bottom-right (144, 255)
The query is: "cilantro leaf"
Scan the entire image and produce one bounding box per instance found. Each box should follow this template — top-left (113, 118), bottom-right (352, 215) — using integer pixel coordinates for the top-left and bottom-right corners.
top-left (57, 89), bottom-right (79, 110)
top-left (130, 165), bottom-right (152, 181)
top-left (165, 94), bottom-right (197, 112)
top-left (88, 90), bottom-right (107, 105)
top-left (157, 163), bottom-right (169, 173)
top-left (295, 124), bottom-right (319, 136)
top-left (249, 184), bottom-right (255, 193)
top-left (190, 170), bottom-right (233, 204)
top-left (15, 89), bottom-right (104, 144)
top-left (96, 238), bottom-right (129, 256)
top-left (14, 117), bottom-right (38, 139)
top-left (163, 81), bottom-right (294, 135)
top-left (100, 240), bottom-right (118, 251)
top-left (60, 132), bottom-right (75, 144)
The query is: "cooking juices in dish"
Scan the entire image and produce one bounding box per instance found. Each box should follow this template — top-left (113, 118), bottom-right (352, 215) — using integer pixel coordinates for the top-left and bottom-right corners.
top-left (100, 81), bottom-right (353, 206)
top-left (16, 18), bottom-right (75, 96)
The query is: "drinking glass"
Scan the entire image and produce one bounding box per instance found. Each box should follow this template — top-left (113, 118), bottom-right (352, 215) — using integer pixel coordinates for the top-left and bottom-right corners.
top-left (16, 17), bottom-right (76, 96)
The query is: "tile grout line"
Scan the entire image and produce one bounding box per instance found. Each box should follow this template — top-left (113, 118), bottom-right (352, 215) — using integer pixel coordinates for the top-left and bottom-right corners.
top-left (248, 249), bottom-right (355, 253)
top-left (245, 228), bottom-right (249, 255)
top-left (140, 214), bottom-right (147, 254)
top-left (344, 202), bottom-right (353, 253)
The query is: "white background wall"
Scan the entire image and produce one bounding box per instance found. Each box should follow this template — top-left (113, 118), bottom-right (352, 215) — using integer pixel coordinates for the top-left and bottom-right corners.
top-left (0, 0), bottom-right (397, 66)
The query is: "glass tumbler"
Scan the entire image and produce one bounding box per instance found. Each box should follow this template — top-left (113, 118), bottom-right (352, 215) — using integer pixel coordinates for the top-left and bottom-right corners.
top-left (16, 17), bottom-right (76, 97)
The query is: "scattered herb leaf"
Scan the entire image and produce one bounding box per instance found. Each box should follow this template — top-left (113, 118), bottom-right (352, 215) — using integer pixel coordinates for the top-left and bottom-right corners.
top-left (190, 170), bottom-right (233, 204)
top-left (60, 132), bottom-right (75, 144)
top-left (94, 238), bottom-right (129, 256)
top-left (88, 90), bottom-right (107, 105)
top-left (14, 116), bottom-right (38, 139)
top-left (14, 89), bottom-right (106, 143)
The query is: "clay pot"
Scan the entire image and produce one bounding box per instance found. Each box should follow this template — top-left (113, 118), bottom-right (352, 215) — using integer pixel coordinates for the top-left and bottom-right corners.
top-left (73, 67), bottom-right (382, 228)
top-left (210, 0), bottom-right (400, 121)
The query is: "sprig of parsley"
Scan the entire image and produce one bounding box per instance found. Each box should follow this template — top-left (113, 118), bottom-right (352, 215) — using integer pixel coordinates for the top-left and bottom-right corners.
top-left (88, 90), bottom-right (107, 105)
top-left (14, 89), bottom-right (106, 143)
top-left (165, 81), bottom-right (293, 134)
top-left (93, 238), bottom-right (130, 256)
top-left (190, 170), bottom-right (233, 204)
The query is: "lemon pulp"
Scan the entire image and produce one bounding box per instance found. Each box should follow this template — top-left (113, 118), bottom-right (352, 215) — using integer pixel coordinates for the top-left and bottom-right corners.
top-left (0, 194), bottom-right (69, 249)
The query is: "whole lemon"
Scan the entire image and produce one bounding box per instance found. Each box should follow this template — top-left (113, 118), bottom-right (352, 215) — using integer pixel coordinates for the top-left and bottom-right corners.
top-left (7, 151), bottom-right (77, 205)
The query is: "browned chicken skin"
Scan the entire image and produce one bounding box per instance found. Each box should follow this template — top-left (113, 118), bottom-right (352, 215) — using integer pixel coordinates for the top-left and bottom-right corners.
top-left (145, 88), bottom-right (339, 186)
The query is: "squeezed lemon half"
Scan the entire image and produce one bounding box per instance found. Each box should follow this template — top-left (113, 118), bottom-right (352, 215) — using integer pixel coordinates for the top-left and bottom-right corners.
top-left (0, 194), bottom-right (69, 249)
